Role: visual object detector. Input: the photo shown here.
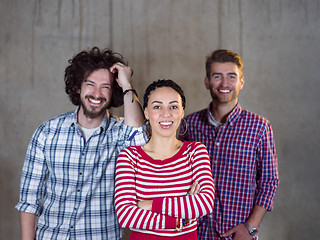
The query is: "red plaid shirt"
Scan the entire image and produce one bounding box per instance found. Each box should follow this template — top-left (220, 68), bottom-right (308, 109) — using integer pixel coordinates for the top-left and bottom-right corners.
top-left (179, 103), bottom-right (279, 240)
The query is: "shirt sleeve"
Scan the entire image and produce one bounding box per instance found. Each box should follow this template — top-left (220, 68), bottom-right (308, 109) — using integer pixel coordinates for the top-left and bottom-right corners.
top-left (15, 124), bottom-right (49, 215)
top-left (152, 142), bottom-right (215, 220)
top-left (122, 122), bottom-right (149, 148)
top-left (255, 121), bottom-right (279, 211)
top-left (114, 148), bottom-right (177, 230)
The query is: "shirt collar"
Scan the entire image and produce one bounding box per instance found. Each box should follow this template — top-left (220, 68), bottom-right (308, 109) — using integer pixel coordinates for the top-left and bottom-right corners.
top-left (70, 107), bottom-right (110, 132)
top-left (206, 102), bottom-right (242, 127)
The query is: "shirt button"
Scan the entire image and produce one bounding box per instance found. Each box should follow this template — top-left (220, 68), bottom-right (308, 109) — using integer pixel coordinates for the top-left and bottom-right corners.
top-left (79, 172), bottom-right (83, 175)
top-left (216, 142), bottom-right (220, 146)
top-left (77, 189), bottom-right (80, 192)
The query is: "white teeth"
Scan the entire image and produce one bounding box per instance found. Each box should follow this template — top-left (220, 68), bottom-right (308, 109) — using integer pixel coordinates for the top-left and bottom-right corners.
top-left (219, 89), bottom-right (230, 93)
top-left (160, 122), bottom-right (173, 126)
top-left (89, 98), bottom-right (101, 104)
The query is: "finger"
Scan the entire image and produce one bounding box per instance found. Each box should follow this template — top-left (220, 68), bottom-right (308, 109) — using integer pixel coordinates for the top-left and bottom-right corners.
top-left (109, 66), bottom-right (117, 74)
top-left (109, 62), bottom-right (123, 72)
top-left (188, 183), bottom-right (196, 195)
top-left (221, 228), bottom-right (234, 237)
top-left (112, 62), bottom-right (124, 68)
top-left (221, 230), bottom-right (231, 237)
top-left (188, 181), bottom-right (198, 195)
top-left (194, 183), bottom-right (200, 194)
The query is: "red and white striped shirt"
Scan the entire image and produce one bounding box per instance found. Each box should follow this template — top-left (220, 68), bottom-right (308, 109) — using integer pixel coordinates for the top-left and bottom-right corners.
top-left (115, 141), bottom-right (215, 239)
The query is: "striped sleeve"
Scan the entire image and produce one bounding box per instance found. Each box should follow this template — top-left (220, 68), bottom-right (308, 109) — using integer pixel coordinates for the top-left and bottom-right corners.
top-left (114, 147), bottom-right (176, 230)
top-left (152, 142), bottom-right (215, 219)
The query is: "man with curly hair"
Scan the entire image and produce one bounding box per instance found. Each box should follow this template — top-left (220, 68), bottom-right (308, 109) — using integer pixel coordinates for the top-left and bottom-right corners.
top-left (16, 47), bottom-right (147, 240)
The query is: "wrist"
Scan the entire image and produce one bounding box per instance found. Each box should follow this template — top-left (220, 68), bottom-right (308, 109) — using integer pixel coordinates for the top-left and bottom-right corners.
top-left (121, 83), bottom-right (133, 92)
top-left (123, 89), bottom-right (138, 103)
top-left (244, 222), bottom-right (259, 236)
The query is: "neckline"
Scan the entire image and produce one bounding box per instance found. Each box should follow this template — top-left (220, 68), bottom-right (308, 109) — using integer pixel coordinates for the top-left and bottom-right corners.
top-left (137, 141), bottom-right (188, 164)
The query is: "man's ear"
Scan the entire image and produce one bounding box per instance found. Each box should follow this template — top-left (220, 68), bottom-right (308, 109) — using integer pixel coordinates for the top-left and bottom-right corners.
top-left (204, 77), bottom-right (210, 89)
top-left (240, 76), bottom-right (245, 90)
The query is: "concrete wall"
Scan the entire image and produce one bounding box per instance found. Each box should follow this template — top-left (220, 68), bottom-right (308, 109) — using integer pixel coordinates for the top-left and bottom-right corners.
top-left (1, 0), bottom-right (319, 239)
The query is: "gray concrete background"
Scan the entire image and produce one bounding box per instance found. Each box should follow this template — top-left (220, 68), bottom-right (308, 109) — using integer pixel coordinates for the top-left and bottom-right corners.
top-left (1, 0), bottom-right (319, 239)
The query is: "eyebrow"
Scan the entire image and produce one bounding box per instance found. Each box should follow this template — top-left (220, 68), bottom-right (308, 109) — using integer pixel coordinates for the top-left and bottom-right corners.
top-left (212, 72), bottom-right (237, 76)
top-left (151, 100), bottom-right (179, 104)
top-left (84, 79), bottom-right (111, 86)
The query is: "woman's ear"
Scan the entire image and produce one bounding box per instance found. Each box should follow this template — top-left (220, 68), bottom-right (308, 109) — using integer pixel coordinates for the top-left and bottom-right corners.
top-left (144, 108), bottom-right (149, 120)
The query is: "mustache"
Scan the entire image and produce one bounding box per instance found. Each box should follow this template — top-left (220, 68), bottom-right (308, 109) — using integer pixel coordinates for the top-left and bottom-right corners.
top-left (86, 95), bottom-right (107, 101)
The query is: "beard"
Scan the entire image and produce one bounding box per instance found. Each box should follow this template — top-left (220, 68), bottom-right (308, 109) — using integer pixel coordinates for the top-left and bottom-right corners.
top-left (210, 88), bottom-right (239, 105)
top-left (80, 95), bottom-right (110, 119)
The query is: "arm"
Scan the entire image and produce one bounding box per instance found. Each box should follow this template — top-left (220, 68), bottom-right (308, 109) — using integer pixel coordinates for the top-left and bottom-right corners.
top-left (138, 181), bottom-right (201, 210)
top-left (114, 148), bottom-right (177, 230)
top-left (223, 122), bottom-right (279, 240)
top-left (16, 125), bottom-right (48, 237)
top-left (109, 63), bottom-right (145, 127)
top-left (20, 212), bottom-right (37, 240)
top-left (255, 122), bottom-right (279, 210)
top-left (151, 143), bottom-right (215, 220)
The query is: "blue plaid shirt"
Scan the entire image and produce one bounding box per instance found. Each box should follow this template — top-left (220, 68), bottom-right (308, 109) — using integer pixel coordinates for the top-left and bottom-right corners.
top-left (16, 110), bottom-right (148, 240)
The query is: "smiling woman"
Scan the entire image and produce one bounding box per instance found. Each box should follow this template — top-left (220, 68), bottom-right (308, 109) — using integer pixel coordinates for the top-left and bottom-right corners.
top-left (114, 80), bottom-right (215, 240)
top-left (143, 86), bottom-right (184, 143)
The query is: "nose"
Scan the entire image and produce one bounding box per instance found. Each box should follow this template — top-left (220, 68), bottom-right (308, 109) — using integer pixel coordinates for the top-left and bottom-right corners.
top-left (92, 86), bottom-right (103, 98)
top-left (161, 107), bottom-right (170, 117)
top-left (219, 75), bottom-right (228, 86)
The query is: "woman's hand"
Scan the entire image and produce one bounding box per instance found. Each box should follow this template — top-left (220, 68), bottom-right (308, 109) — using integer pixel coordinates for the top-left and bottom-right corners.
top-left (188, 181), bottom-right (200, 195)
top-left (137, 200), bottom-right (153, 210)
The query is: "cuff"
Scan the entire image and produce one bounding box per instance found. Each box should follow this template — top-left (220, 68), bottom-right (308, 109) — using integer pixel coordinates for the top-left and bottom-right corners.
top-left (152, 197), bottom-right (164, 214)
top-left (165, 216), bottom-right (177, 229)
top-left (15, 202), bottom-right (41, 215)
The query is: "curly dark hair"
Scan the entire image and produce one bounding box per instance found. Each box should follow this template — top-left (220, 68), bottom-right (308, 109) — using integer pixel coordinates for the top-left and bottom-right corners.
top-left (64, 47), bottom-right (127, 107)
top-left (205, 49), bottom-right (243, 78)
top-left (143, 79), bottom-right (186, 109)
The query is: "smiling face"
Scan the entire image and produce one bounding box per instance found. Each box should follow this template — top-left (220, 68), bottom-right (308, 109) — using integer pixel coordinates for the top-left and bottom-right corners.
top-left (144, 87), bottom-right (184, 138)
top-left (78, 68), bottom-right (114, 120)
top-left (205, 61), bottom-right (244, 107)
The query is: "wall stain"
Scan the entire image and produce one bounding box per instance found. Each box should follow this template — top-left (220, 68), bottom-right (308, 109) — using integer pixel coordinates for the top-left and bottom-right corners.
top-left (110, 0), bottom-right (113, 49)
top-left (57, 0), bottom-right (62, 28)
top-left (239, 0), bottom-right (243, 57)
top-left (218, 0), bottom-right (222, 48)
top-left (145, 0), bottom-right (150, 79)
top-left (78, 0), bottom-right (83, 51)
top-left (31, 0), bottom-right (41, 86)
